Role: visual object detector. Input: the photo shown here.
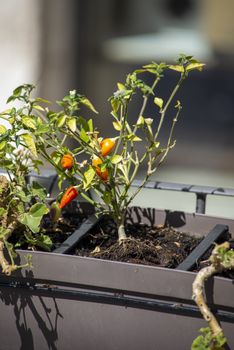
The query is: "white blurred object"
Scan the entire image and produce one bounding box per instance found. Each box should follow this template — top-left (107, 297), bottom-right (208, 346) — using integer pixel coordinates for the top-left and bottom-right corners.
top-left (0, 1), bottom-right (41, 116)
top-left (102, 27), bottom-right (213, 63)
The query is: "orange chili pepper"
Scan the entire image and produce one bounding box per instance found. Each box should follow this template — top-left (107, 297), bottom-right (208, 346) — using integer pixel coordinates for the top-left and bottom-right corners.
top-left (92, 157), bottom-right (108, 182)
top-left (100, 138), bottom-right (115, 157)
top-left (59, 186), bottom-right (78, 209)
top-left (61, 154), bottom-right (74, 170)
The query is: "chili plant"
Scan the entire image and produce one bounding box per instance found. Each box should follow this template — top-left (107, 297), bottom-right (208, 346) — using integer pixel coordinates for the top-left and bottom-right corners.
top-left (3, 55), bottom-right (204, 247)
top-left (0, 85), bottom-right (52, 275)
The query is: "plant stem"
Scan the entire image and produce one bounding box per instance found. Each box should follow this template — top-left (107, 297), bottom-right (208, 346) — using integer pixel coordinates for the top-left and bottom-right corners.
top-left (192, 242), bottom-right (234, 342)
top-left (155, 75), bottom-right (184, 141)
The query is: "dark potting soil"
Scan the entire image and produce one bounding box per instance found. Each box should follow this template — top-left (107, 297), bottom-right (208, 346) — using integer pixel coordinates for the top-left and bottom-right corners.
top-left (74, 217), bottom-right (202, 269)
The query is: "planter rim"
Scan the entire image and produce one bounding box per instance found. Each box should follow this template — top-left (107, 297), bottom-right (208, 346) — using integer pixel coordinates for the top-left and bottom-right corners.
top-left (3, 248), bottom-right (233, 310)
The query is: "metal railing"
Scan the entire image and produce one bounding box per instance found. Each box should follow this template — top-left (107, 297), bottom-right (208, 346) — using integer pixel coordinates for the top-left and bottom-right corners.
top-left (131, 180), bottom-right (234, 214)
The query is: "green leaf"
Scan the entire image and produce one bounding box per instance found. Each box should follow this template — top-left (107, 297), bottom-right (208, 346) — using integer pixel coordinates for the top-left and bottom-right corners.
top-left (117, 82), bottom-right (125, 90)
top-left (17, 190), bottom-right (32, 203)
top-left (35, 234), bottom-right (53, 251)
top-left (126, 134), bottom-right (142, 142)
top-left (0, 227), bottom-right (10, 239)
top-left (80, 97), bottom-right (98, 114)
top-left (87, 118), bottom-right (93, 132)
top-left (80, 128), bottom-right (89, 143)
top-left (136, 116), bottom-right (145, 126)
top-left (0, 141), bottom-right (7, 151)
top-left (0, 207), bottom-right (6, 217)
top-left (33, 105), bottom-right (45, 112)
top-left (102, 191), bottom-right (112, 205)
top-left (21, 134), bottom-right (37, 157)
top-left (186, 62), bottom-right (205, 72)
top-left (77, 116), bottom-right (88, 130)
top-left (34, 124), bottom-right (51, 135)
top-left (19, 203), bottom-right (49, 233)
top-left (34, 97), bottom-right (50, 104)
top-left (83, 167), bottom-right (96, 189)
top-left (57, 115), bottom-right (67, 127)
top-left (113, 121), bottom-right (121, 131)
top-left (110, 155), bottom-right (123, 164)
top-left (67, 117), bottom-right (77, 132)
top-left (154, 97), bottom-right (164, 109)
top-left (31, 181), bottom-right (47, 200)
top-left (22, 116), bottom-right (37, 130)
top-left (111, 99), bottom-right (120, 113)
top-left (168, 65), bottom-right (185, 73)
top-left (0, 125), bottom-right (7, 134)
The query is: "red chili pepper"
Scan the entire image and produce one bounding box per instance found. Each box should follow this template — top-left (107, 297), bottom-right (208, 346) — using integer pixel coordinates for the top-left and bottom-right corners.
top-left (59, 186), bottom-right (78, 209)
top-left (100, 138), bottom-right (115, 157)
top-left (61, 154), bottom-right (74, 170)
top-left (92, 157), bottom-right (108, 182)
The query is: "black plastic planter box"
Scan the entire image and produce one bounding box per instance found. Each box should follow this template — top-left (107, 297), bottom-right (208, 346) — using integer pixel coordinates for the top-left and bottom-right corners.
top-left (0, 204), bottom-right (234, 350)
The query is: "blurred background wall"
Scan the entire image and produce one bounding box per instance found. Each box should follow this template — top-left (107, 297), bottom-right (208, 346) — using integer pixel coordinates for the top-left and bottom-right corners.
top-left (1, 0), bottom-right (234, 215)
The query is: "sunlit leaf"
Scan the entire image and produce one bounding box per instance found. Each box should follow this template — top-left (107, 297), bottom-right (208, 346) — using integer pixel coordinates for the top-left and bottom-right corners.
top-left (154, 97), bottom-right (163, 109)
top-left (168, 65), bottom-right (185, 73)
top-left (186, 63), bottom-right (205, 72)
top-left (80, 97), bottom-right (98, 114)
top-left (21, 134), bottom-right (37, 157)
top-left (67, 117), bottom-right (76, 132)
top-left (80, 128), bottom-right (89, 143)
top-left (57, 115), bottom-right (67, 127)
top-left (87, 118), bottom-right (93, 132)
top-left (136, 116), bottom-right (145, 126)
top-left (113, 121), bottom-right (121, 131)
top-left (22, 116), bottom-right (37, 130)
top-left (33, 105), bottom-right (45, 112)
top-left (83, 167), bottom-right (96, 189)
top-left (111, 99), bottom-right (120, 113)
top-left (117, 82), bottom-right (125, 90)
top-left (0, 125), bottom-right (7, 134)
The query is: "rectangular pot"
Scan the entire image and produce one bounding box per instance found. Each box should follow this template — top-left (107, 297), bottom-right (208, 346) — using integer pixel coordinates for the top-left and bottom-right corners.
top-left (0, 207), bottom-right (234, 350)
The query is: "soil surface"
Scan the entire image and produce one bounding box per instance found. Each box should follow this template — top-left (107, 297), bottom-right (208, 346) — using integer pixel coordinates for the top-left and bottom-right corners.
top-left (75, 218), bottom-right (202, 269)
